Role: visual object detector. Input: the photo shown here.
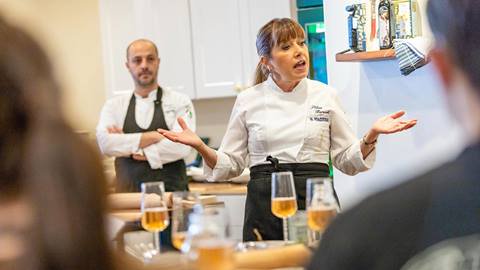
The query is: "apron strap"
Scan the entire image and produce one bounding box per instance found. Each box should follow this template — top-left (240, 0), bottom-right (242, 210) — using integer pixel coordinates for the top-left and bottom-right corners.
top-left (266, 155), bottom-right (280, 171)
top-left (250, 162), bottom-right (330, 179)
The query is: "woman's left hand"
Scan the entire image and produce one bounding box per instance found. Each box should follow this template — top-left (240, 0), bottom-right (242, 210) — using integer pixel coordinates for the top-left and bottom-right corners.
top-left (372, 110), bottom-right (417, 134)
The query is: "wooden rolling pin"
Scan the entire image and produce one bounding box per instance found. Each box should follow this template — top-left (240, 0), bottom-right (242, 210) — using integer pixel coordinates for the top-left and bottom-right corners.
top-left (107, 192), bottom-right (217, 210)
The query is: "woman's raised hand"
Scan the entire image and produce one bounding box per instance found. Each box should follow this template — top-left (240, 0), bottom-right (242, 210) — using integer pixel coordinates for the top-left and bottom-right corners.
top-left (158, 117), bottom-right (204, 149)
top-left (372, 110), bottom-right (417, 134)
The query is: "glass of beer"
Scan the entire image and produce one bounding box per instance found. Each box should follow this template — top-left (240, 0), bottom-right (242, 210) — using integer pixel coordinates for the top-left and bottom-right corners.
top-left (271, 171), bottom-right (297, 243)
top-left (140, 181), bottom-right (169, 255)
top-left (171, 191), bottom-right (200, 251)
top-left (183, 207), bottom-right (235, 270)
top-left (306, 178), bottom-right (338, 234)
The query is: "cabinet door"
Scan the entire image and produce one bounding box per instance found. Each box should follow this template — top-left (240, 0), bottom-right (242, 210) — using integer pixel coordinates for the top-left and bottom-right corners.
top-left (99, 0), bottom-right (195, 98)
top-left (189, 0), bottom-right (244, 99)
top-left (239, 0), bottom-right (292, 88)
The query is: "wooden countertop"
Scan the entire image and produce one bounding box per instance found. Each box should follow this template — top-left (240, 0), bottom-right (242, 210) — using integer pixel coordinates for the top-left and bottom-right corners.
top-left (123, 243), bottom-right (310, 270)
top-left (189, 181), bottom-right (247, 195)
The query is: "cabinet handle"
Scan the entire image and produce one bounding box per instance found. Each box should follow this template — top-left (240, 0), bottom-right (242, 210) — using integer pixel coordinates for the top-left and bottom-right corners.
top-left (234, 84), bottom-right (244, 93)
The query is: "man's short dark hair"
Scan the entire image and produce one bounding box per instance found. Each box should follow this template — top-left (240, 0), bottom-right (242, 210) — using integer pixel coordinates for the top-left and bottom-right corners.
top-left (427, 0), bottom-right (480, 91)
top-left (126, 39), bottom-right (159, 59)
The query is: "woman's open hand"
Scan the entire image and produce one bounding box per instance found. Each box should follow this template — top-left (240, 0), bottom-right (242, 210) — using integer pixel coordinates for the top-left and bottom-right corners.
top-left (157, 117), bottom-right (204, 149)
top-left (372, 110), bottom-right (417, 135)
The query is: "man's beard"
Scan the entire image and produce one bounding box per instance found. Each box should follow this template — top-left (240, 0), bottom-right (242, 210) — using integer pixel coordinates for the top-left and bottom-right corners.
top-left (136, 73), bottom-right (156, 87)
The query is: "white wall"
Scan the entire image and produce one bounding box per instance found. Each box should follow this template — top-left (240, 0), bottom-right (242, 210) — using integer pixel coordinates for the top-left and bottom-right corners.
top-left (324, 0), bottom-right (466, 209)
top-left (0, 0), bottom-right (105, 134)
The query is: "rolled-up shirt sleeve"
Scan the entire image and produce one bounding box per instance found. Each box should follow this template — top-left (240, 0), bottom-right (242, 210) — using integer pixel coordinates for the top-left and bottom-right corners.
top-left (143, 96), bottom-right (195, 169)
top-left (96, 98), bottom-right (142, 157)
top-left (204, 97), bottom-right (248, 181)
top-left (329, 91), bottom-right (375, 175)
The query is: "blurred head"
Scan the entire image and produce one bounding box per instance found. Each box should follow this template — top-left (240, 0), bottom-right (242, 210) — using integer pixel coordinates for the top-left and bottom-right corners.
top-left (254, 18), bottom-right (309, 89)
top-left (427, 0), bottom-right (480, 141)
top-left (125, 39), bottom-right (160, 91)
top-left (0, 15), bottom-right (114, 270)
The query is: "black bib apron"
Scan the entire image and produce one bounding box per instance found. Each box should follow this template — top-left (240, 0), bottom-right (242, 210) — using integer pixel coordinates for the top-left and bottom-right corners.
top-left (243, 161), bottom-right (338, 241)
top-left (114, 87), bottom-right (188, 192)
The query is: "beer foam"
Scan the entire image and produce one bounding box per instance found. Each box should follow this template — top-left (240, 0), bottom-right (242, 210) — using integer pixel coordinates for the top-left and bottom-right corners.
top-left (272, 197), bottom-right (296, 201)
top-left (309, 205), bottom-right (337, 211)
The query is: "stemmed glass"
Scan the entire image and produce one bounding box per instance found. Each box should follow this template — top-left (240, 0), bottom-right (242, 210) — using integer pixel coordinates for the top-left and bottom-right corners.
top-left (171, 191), bottom-right (199, 251)
top-left (140, 181), bottom-right (169, 255)
top-left (271, 171), bottom-right (297, 243)
top-left (306, 178), bottom-right (338, 244)
top-left (183, 207), bottom-right (235, 270)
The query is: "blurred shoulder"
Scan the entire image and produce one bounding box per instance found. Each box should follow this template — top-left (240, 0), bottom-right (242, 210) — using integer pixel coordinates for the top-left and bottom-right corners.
top-left (308, 160), bottom-right (464, 269)
top-left (330, 159), bottom-right (460, 233)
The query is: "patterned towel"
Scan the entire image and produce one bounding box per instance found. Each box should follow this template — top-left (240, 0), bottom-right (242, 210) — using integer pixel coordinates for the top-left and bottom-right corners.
top-left (393, 37), bottom-right (431, 76)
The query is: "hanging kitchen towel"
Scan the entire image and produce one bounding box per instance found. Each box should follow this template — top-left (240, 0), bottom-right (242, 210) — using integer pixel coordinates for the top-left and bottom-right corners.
top-left (393, 37), bottom-right (432, 76)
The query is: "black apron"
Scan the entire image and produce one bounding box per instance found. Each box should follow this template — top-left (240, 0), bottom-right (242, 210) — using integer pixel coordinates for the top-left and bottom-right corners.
top-left (114, 87), bottom-right (188, 192)
top-left (243, 160), bottom-right (337, 241)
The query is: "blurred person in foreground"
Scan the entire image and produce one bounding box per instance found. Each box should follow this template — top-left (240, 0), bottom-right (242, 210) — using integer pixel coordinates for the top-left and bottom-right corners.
top-left (0, 14), bottom-right (136, 270)
top-left (308, 0), bottom-right (480, 269)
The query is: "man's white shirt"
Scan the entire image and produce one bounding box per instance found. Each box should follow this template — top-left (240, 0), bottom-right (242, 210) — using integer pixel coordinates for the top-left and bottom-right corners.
top-left (96, 88), bottom-right (195, 169)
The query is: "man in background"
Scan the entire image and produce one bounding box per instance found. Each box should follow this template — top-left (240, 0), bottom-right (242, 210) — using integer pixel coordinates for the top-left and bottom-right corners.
top-left (96, 39), bottom-right (195, 192)
top-left (308, 0), bottom-right (480, 269)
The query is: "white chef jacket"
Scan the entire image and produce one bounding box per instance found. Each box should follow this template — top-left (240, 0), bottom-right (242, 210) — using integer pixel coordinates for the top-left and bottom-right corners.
top-left (96, 87), bottom-right (195, 169)
top-left (205, 76), bottom-right (375, 181)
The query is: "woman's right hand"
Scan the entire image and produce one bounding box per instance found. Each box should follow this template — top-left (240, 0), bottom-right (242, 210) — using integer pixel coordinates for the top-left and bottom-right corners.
top-left (158, 117), bottom-right (204, 149)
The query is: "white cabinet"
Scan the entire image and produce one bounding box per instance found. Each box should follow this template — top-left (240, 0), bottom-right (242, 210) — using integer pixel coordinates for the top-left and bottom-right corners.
top-left (99, 0), bottom-right (196, 98)
top-left (190, 0), bottom-right (292, 99)
top-left (239, 0), bottom-right (292, 89)
top-left (99, 0), bottom-right (291, 99)
top-left (189, 0), bottom-right (245, 99)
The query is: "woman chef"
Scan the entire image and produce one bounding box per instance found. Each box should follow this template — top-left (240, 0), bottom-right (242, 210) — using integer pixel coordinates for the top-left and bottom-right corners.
top-left (159, 18), bottom-right (417, 241)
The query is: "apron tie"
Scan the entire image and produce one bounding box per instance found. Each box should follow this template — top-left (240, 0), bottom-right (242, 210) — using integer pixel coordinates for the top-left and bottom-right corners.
top-left (266, 155), bottom-right (280, 172)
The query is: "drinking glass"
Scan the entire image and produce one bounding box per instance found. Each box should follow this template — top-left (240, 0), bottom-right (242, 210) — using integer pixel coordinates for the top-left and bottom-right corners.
top-left (306, 178), bottom-right (338, 235)
top-left (171, 191), bottom-right (200, 251)
top-left (271, 171), bottom-right (297, 243)
top-left (183, 207), bottom-right (235, 270)
top-left (140, 181), bottom-right (169, 255)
